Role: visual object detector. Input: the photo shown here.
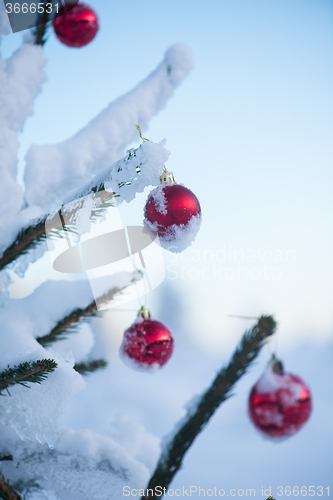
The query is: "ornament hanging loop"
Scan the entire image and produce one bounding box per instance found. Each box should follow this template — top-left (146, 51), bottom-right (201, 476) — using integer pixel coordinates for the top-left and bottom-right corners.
top-left (137, 305), bottom-right (151, 318)
top-left (269, 353), bottom-right (284, 373)
top-left (160, 167), bottom-right (176, 184)
top-left (136, 124), bottom-right (150, 143)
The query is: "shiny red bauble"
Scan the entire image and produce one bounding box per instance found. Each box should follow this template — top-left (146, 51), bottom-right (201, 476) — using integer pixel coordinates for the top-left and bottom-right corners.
top-left (120, 316), bottom-right (174, 370)
top-left (53, 3), bottom-right (99, 48)
top-left (144, 183), bottom-right (201, 252)
top-left (248, 358), bottom-right (312, 439)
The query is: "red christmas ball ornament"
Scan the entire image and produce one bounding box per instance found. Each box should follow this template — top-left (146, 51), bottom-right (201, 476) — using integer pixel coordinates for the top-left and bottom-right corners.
top-left (144, 169), bottom-right (201, 253)
top-left (53, 2), bottom-right (99, 48)
top-left (120, 306), bottom-right (174, 371)
top-left (248, 355), bottom-right (312, 439)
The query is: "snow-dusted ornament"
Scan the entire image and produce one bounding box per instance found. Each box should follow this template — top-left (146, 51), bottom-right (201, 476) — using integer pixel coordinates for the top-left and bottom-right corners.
top-left (143, 167), bottom-right (201, 253)
top-left (120, 306), bottom-right (174, 371)
top-left (248, 355), bottom-right (312, 439)
top-left (53, 2), bottom-right (99, 48)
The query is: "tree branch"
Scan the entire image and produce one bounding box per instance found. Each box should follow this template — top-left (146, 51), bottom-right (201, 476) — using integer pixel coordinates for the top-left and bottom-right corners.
top-left (142, 316), bottom-right (277, 499)
top-left (0, 359), bottom-right (57, 395)
top-left (0, 140), bottom-right (167, 272)
top-left (74, 359), bottom-right (107, 374)
top-left (0, 190), bottom-right (115, 272)
top-left (0, 218), bottom-right (48, 271)
top-left (0, 138), bottom-right (162, 273)
top-left (0, 474), bottom-right (22, 500)
top-left (36, 276), bottom-right (141, 346)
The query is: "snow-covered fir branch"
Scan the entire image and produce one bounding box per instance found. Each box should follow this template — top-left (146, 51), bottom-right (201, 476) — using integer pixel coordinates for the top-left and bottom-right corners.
top-left (0, 273), bottom-right (137, 446)
top-left (0, 22), bottom-right (192, 276)
top-left (0, 2), bottom-right (46, 227)
top-left (0, 140), bottom-right (169, 272)
top-left (141, 316), bottom-right (277, 499)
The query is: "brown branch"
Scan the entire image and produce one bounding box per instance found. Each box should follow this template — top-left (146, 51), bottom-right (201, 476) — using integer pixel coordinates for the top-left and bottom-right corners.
top-left (0, 474), bottom-right (22, 500)
top-left (141, 316), bottom-right (277, 499)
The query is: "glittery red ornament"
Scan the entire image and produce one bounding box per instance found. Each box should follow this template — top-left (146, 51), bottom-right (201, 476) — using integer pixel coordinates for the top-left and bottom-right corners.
top-left (120, 307), bottom-right (174, 370)
top-left (144, 169), bottom-right (201, 252)
top-left (53, 3), bottom-right (99, 48)
top-left (248, 356), bottom-right (312, 439)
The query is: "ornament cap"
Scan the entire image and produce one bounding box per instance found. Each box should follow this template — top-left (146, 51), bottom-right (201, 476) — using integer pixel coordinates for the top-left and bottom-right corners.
top-left (160, 167), bottom-right (176, 184)
top-left (137, 306), bottom-right (151, 318)
top-left (269, 354), bottom-right (284, 374)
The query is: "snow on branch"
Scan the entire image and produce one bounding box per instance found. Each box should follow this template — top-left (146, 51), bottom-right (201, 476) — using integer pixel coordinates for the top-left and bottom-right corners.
top-left (24, 44), bottom-right (193, 210)
top-left (0, 139), bottom-right (169, 272)
top-left (64, 138), bottom-right (170, 205)
top-left (0, 427), bottom-right (151, 499)
top-left (142, 316), bottom-right (277, 499)
top-left (0, 24), bottom-right (46, 226)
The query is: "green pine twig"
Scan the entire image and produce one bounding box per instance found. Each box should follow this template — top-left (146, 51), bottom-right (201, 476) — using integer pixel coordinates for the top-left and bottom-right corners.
top-left (36, 276), bottom-right (141, 347)
top-left (74, 359), bottom-right (107, 374)
top-left (0, 474), bottom-right (22, 500)
top-left (0, 218), bottom-right (47, 271)
top-left (141, 316), bottom-right (277, 499)
top-left (0, 359), bottom-right (57, 396)
top-left (36, 303), bottom-right (102, 347)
